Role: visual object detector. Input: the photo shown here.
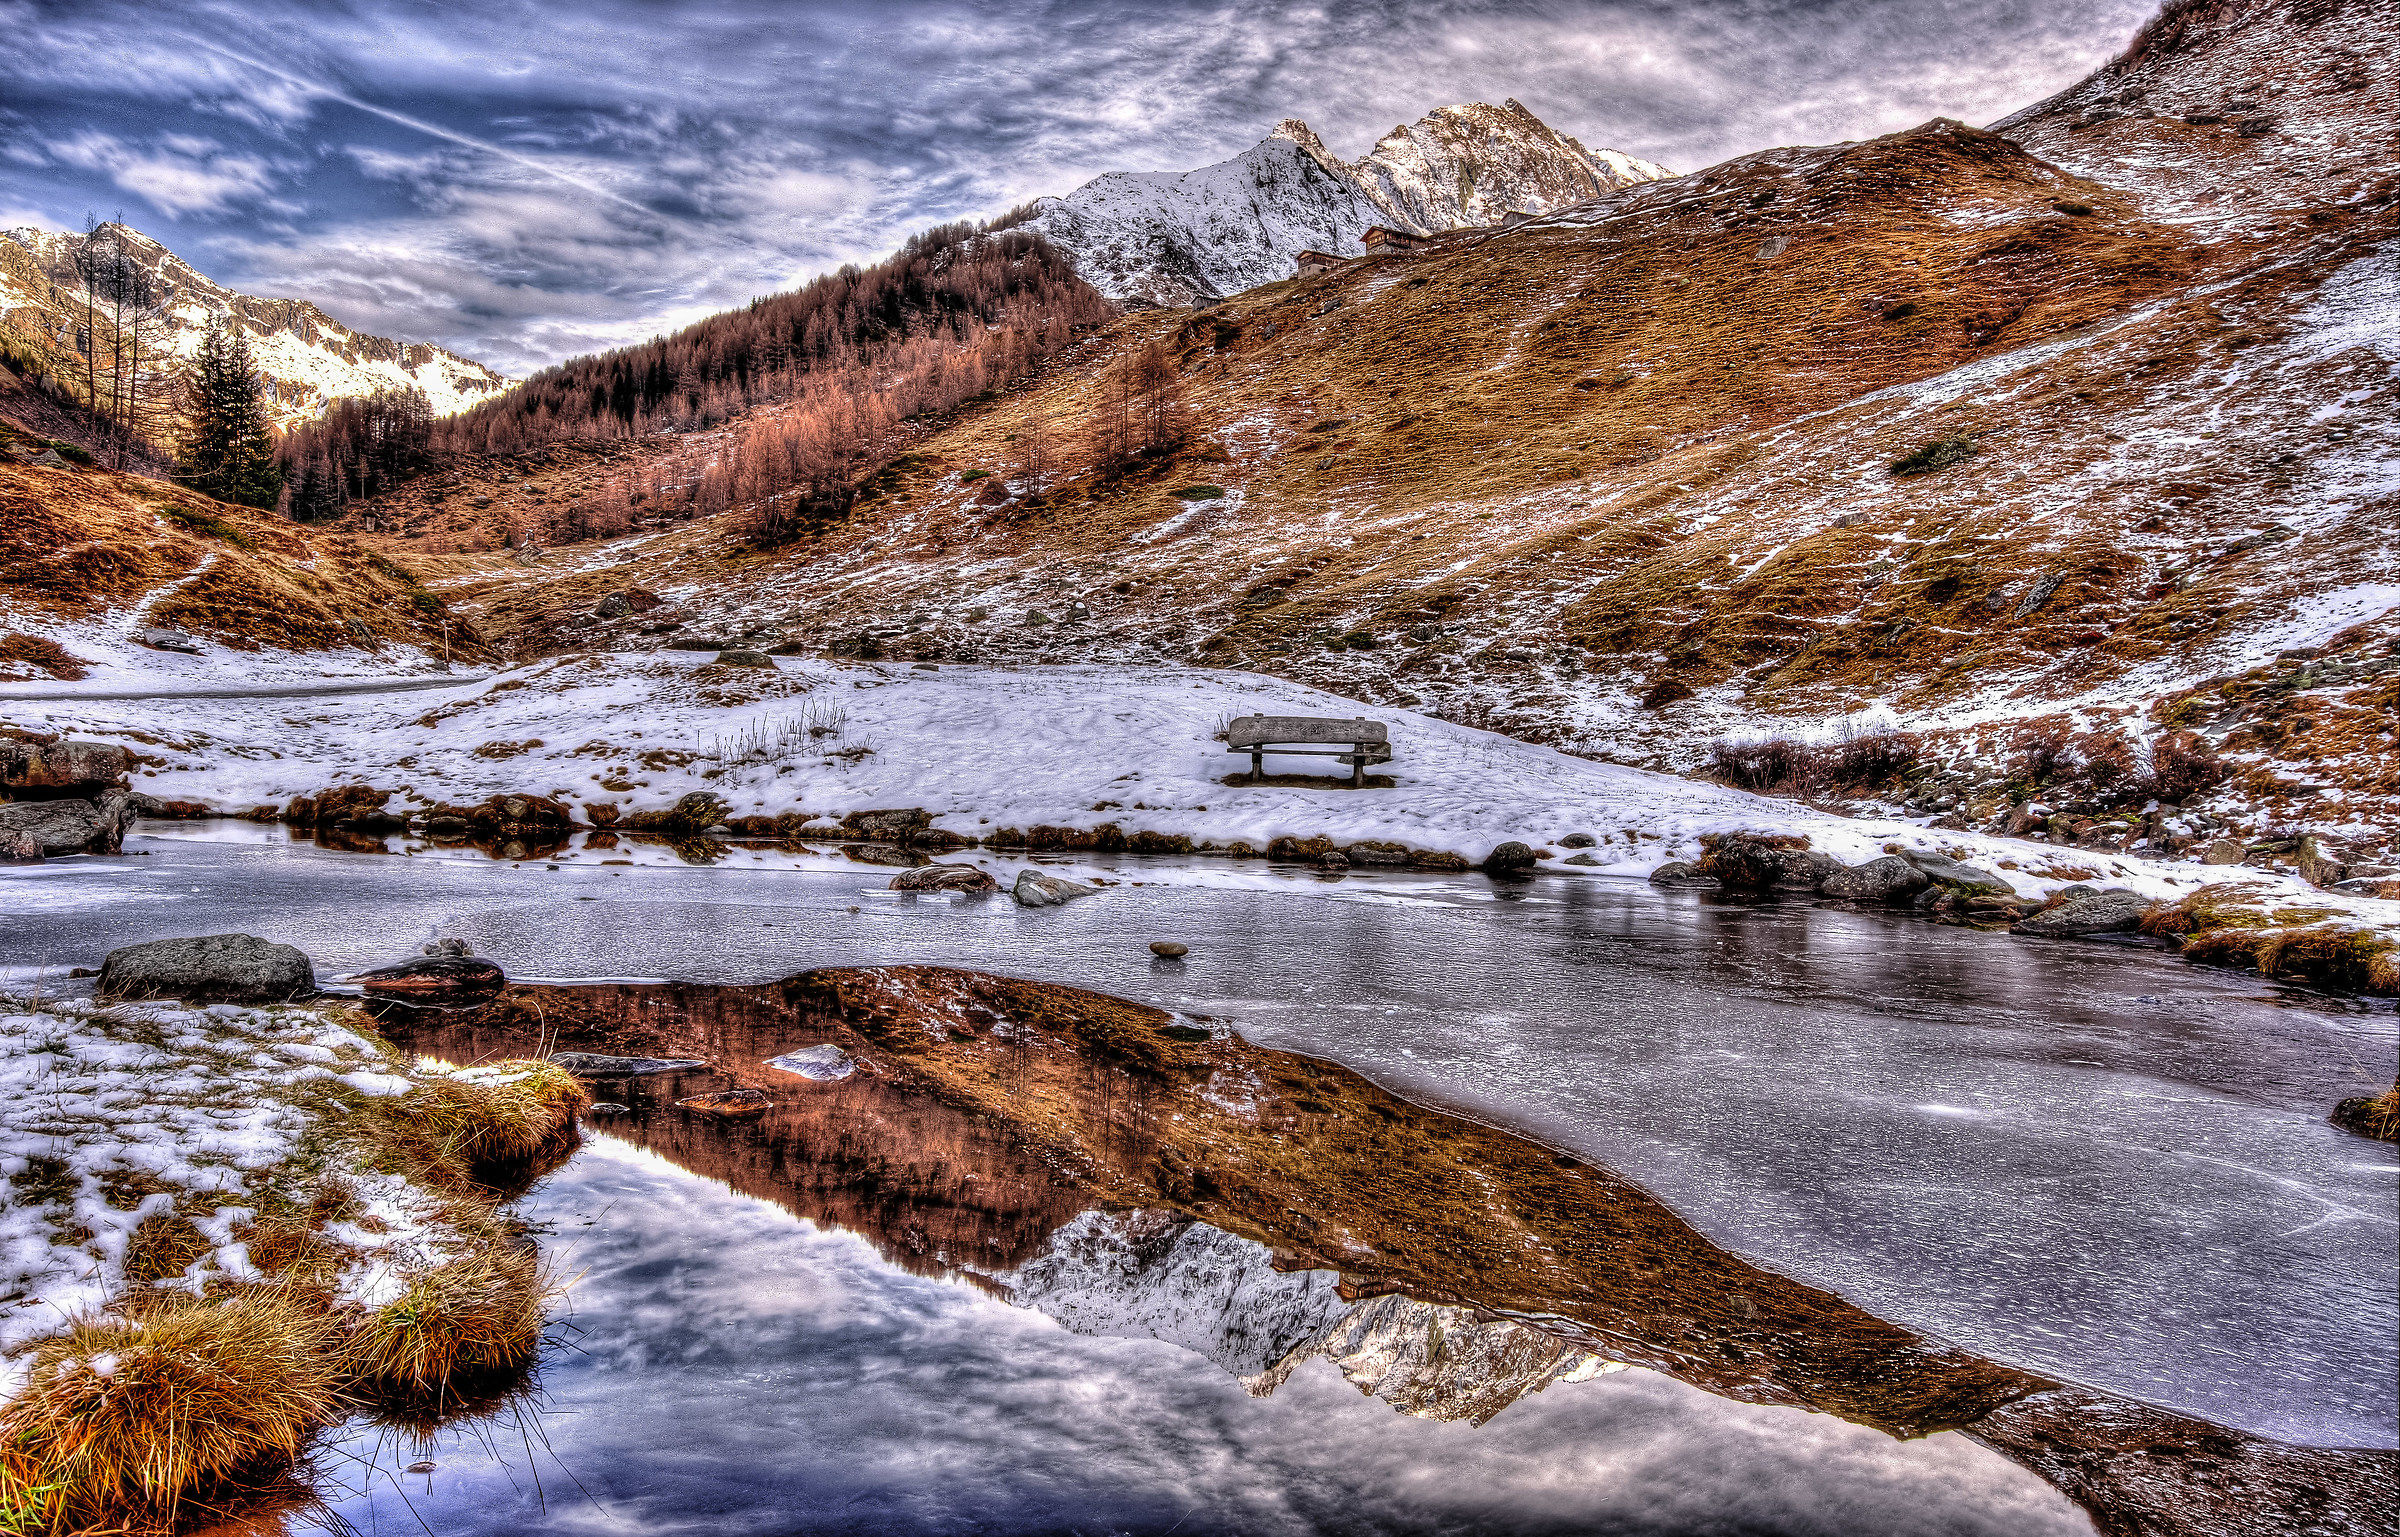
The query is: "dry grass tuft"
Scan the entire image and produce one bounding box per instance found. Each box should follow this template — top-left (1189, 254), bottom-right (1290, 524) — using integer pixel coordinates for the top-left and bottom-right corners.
top-left (362, 1060), bottom-right (590, 1188)
top-left (342, 1248), bottom-right (551, 1398)
top-left (0, 1294), bottom-right (337, 1532)
top-left (0, 632), bottom-right (87, 681)
top-left (2137, 883), bottom-right (2271, 936)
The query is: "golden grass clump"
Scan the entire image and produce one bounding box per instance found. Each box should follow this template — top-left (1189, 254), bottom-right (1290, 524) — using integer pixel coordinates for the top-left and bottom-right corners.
top-left (365, 1059), bottom-right (590, 1184)
top-left (0, 1295), bottom-right (337, 1532)
top-left (342, 1249), bottom-right (550, 1397)
top-left (2182, 924), bottom-right (2397, 995)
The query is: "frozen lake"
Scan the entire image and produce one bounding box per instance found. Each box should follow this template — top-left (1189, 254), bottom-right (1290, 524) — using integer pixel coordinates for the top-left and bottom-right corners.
top-left (4, 825), bottom-right (2393, 1450)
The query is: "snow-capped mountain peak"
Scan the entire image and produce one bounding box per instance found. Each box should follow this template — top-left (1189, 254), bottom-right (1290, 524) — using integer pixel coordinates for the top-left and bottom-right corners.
top-left (1024, 100), bottom-right (1669, 306)
top-left (0, 222), bottom-right (512, 427)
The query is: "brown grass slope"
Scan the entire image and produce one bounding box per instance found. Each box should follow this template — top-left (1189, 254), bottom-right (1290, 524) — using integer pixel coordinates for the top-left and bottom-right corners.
top-left (367, 0), bottom-right (2395, 829)
top-left (0, 412), bottom-right (474, 659)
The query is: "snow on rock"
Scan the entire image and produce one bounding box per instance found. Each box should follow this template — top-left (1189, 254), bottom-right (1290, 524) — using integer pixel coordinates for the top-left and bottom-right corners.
top-left (1, 222), bottom-right (511, 426)
top-left (1024, 100), bottom-right (1668, 305)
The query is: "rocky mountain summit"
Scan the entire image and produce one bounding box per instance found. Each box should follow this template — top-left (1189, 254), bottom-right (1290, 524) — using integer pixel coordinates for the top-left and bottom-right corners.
top-left (1021, 98), bottom-right (1668, 305)
top-left (0, 222), bottom-right (511, 425)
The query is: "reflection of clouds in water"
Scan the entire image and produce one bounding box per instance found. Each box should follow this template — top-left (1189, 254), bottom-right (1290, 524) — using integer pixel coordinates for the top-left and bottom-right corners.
top-left (328, 1140), bottom-right (2091, 1537)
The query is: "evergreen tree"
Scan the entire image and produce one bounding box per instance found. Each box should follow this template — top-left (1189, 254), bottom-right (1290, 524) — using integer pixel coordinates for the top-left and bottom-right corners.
top-left (178, 323), bottom-right (283, 509)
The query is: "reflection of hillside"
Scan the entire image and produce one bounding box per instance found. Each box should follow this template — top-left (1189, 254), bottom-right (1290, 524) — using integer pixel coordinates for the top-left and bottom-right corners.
top-left (373, 971), bottom-right (2397, 1537)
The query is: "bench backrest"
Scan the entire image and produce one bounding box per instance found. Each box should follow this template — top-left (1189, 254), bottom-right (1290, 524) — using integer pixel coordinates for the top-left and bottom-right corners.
top-left (1225, 714), bottom-right (1388, 748)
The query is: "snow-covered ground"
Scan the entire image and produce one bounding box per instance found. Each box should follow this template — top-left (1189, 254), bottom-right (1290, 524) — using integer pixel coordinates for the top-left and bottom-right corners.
top-left (0, 994), bottom-right (452, 1398)
top-left (8, 652), bottom-right (2395, 944)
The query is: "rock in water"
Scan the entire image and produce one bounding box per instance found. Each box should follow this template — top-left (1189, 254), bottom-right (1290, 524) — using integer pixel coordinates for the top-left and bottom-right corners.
top-left (1014, 869), bottom-right (1100, 907)
top-left (1896, 849), bottom-right (2017, 898)
top-left (2012, 889), bottom-right (2151, 938)
top-left (0, 798), bottom-right (122, 856)
top-left (1647, 860), bottom-right (1716, 887)
top-left (549, 1051), bottom-right (706, 1077)
top-left (890, 863), bottom-right (999, 892)
top-left (678, 1087), bottom-right (773, 1117)
top-left (1821, 856), bottom-right (1932, 903)
top-left (422, 936), bottom-right (475, 957)
top-left (99, 933), bottom-right (316, 1004)
top-left (2329, 1082), bottom-right (2397, 1143)
top-left (1149, 941), bottom-right (1189, 958)
top-left (587, 1102), bottom-right (631, 1117)
top-left (1482, 841), bottom-right (1537, 877)
top-left (351, 955), bottom-right (507, 999)
top-left (1775, 849), bottom-right (1848, 891)
top-left (766, 1045), bottom-right (856, 1081)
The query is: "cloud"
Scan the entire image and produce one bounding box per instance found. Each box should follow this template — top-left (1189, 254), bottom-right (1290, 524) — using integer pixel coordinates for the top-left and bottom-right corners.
top-left (0, 0), bottom-right (2159, 374)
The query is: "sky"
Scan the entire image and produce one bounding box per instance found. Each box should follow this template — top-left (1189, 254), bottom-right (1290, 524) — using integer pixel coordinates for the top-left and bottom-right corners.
top-left (0, 0), bottom-right (2158, 376)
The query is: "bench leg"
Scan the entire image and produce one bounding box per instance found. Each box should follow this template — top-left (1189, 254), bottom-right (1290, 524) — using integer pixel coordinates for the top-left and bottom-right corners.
top-left (1351, 753), bottom-right (1365, 788)
top-left (1251, 749), bottom-right (1264, 780)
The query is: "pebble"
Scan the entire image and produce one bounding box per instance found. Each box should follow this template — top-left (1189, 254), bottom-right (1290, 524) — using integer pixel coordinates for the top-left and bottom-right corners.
top-left (1149, 941), bottom-right (1189, 958)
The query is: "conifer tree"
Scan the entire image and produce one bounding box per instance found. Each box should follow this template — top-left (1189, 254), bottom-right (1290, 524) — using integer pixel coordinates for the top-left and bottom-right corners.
top-left (178, 322), bottom-right (283, 509)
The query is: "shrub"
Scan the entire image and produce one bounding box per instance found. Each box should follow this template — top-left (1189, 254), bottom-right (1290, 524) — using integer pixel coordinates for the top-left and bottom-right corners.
top-left (2008, 718), bottom-right (2073, 784)
top-left (42, 439), bottom-right (96, 467)
top-left (2073, 730), bottom-right (2140, 794)
top-left (1889, 435), bottom-right (1975, 476)
top-left (1831, 728), bottom-right (1921, 790)
top-left (1703, 737), bottom-right (1814, 792)
top-left (0, 1295), bottom-right (337, 1530)
top-left (2144, 730), bottom-right (2225, 801)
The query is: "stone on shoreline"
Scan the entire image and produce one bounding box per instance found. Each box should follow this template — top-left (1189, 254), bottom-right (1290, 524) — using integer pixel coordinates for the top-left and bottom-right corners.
top-left (550, 1051), bottom-right (706, 1077)
top-left (2012, 889), bottom-right (2151, 939)
top-left (99, 933), bottom-right (316, 1004)
top-left (1015, 869), bottom-right (1100, 907)
top-left (1822, 856), bottom-right (1931, 903)
top-left (891, 863), bottom-right (998, 892)
top-left (1483, 841), bottom-right (1538, 877)
top-left (352, 955), bottom-right (508, 999)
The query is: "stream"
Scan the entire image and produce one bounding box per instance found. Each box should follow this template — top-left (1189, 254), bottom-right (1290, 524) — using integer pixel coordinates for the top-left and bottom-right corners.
top-left (4, 825), bottom-right (2394, 1532)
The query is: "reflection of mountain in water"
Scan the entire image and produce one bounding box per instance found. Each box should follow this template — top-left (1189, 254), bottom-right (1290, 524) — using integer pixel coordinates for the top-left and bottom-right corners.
top-left (1001, 1209), bottom-right (1618, 1425)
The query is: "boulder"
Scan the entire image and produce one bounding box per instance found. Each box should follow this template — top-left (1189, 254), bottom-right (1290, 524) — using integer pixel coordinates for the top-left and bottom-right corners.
top-left (422, 937), bottom-right (475, 957)
top-left (99, 933), bottom-right (315, 1003)
top-left (766, 1045), bottom-right (855, 1081)
top-left (1896, 849), bottom-right (2017, 898)
top-left (2199, 838), bottom-right (2245, 866)
top-left (890, 863), bottom-right (999, 893)
top-left (593, 591), bottom-right (631, 620)
top-left (711, 649), bottom-right (777, 668)
top-left (1557, 832), bottom-right (1597, 849)
top-left (2012, 888), bottom-right (2151, 939)
top-left (350, 955), bottom-right (508, 999)
top-left (1014, 869), bottom-right (1100, 907)
top-left (843, 808), bottom-right (933, 845)
top-left (0, 738), bottom-right (127, 793)
top-left (1268, 834), bottom-right (1339, 862)
top-left (678, 1087), bottom-right (773, 1118)
top-left (1482, 841), bottom-right (1538, 877)
top-left (1342, 840), bottom-right (1413, 866)
top-left (137, 627), bottom-right (202, 654)
top-left (1647, 861), bottom-right (1716, 887)
top-left (1774, 849), bottom-right (1848, 891)
top-left (0, 797), bottom-right (122, 856)
top-left (1821, 856), bottom-right (1931, 903)
top-left (1562, 852), bottom-right (1600, 867)
top-left (2, 831), bottom-right (44, 864)
top-left (549, 1051), bottom-right (705, 1077)
top-left (627, 792), bottom-right (728, 836)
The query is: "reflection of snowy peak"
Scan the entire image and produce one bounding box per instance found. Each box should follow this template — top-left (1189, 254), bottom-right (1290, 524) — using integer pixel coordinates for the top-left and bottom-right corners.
top-left (1002, 1210), bottom-right (1614, 1424)
top-left (1022, 99), bottom-right (1668, 306)
top-left (0, 223), bottom-right (512, 427)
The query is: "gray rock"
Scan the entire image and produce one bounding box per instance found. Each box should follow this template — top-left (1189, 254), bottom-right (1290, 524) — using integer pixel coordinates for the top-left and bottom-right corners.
top-left (1483, 840), bottom-right (1538, 877)
top-left (1821, 856), bottom-right (1932, 903)
top-left (594, 591), bottom-right (631, 620)
top-left (767, 1045), bottom-right (856, 1081)
top-left (350, 955), bottom-right (507, 997)
top-left (137, 627), bottom-right (202, 653)
top-left (550, 1051), bottom-right (706, 1077)
top-left (422, 937), bottom-right (475, 956)
top-left (711, 649), bottom-right (777, 668)
top-left (1775, 849), bottom-right (1848, 891)
top-left (1557, 832), bottom-right (1596, 849)
top-left (0, 797), bottom-right (120, 856)
top-left (2012, 888), bottom-right (2151, 938)
top-left (1647, 860), bottom-right (1717, 887)
top-left (891, 863), bottom-right (998, 892)
top-left (99, 933), bottom-right (316, 1004)
top-left (1562, 852), bottom-right (1601, 867)
top-left (1896, 849), bottom-right (2017, 897)
top-left (28, 447), bottom-right (67, 468)
top-left (1, 831), bottom-right (43, 864)
top-left (1149, 940), bottom-right (1189, 958)
top-left (1014, 869), bottom-right (1100, 907)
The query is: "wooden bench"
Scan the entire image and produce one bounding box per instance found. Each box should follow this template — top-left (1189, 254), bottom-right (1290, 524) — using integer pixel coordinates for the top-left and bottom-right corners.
top-left (1225, 715), bottom-right (1391, 787)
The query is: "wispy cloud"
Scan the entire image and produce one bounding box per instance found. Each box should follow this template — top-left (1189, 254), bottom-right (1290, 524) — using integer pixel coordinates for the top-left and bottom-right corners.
top-left (0, 0), bottom-right (2157, 375)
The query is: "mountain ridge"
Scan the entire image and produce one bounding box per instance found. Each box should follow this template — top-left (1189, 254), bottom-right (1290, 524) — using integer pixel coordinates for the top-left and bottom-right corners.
top-left (0, 222), bottom-right (512, 427)
top-left (1021, 98), bottom-right (1669, 305)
